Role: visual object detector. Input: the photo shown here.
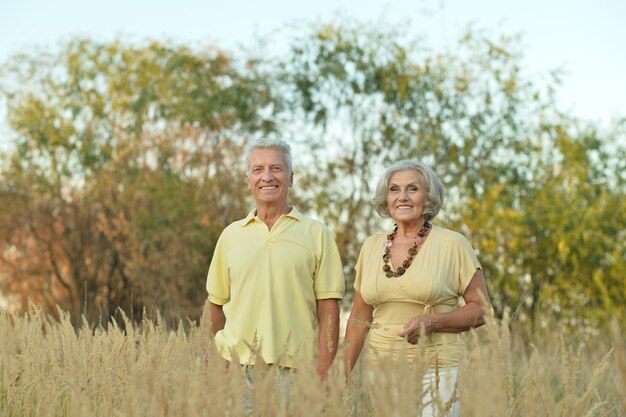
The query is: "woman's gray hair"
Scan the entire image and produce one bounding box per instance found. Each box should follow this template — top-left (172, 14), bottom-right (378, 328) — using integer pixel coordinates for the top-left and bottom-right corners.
top-left (243, 138), bottom-right (293, 174)
top-left (373, 159), bottom-right (445, 221)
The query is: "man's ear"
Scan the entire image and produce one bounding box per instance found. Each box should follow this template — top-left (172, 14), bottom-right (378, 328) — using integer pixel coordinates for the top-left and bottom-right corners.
top-left (289, 172), bottom-right (294, 188)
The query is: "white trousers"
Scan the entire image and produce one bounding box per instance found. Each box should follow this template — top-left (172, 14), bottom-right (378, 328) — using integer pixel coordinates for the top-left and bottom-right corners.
top-left (421, 367), bottom-right (460, 417)
top-left (367, 366), bottom-right (460, 417)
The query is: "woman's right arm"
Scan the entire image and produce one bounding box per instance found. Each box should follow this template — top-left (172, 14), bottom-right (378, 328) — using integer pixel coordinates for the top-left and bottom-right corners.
top-left (344, 290), bottom-right (374, 376)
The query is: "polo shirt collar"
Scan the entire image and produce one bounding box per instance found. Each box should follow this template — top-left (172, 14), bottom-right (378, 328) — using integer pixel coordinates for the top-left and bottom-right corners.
top-left (241, 206), bottom-right (303, 227)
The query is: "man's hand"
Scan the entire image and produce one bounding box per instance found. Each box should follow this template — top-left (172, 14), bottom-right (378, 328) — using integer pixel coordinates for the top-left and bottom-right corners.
top-left (316, 298), bottom-right (340, 381)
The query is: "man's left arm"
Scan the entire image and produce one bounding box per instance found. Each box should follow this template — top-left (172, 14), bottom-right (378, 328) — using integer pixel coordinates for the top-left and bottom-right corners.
top-left (316, 298), bottom-right (340, 381)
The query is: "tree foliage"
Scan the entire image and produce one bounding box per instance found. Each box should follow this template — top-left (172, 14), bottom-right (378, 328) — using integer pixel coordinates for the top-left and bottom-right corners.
top-left (0, 39), bottom-right (273, 324)
top-left (278, 20), bottom-right (626, 330)
top-left (1, 20), bottom-right (624, 331)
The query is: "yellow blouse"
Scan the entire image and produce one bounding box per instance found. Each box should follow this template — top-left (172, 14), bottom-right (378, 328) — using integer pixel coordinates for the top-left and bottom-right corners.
top-left (354, 225), bottom-right (481, 368)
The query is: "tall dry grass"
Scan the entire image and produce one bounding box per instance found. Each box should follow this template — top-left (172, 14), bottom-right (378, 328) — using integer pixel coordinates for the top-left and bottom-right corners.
top-left (0, 304), bottom-right (624, 417)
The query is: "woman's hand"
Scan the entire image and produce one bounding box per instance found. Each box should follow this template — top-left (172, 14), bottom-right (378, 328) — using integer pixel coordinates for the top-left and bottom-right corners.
top-left (397, 270), bottom-right (491, 344)
top-left (398, 315), bottom-right (435, 344)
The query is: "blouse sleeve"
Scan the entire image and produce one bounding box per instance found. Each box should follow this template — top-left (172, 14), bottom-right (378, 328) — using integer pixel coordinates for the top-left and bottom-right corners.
top-left (353, 242), bottom-right (366, 293)
top-left (453, 233), bottom-right (482, 296)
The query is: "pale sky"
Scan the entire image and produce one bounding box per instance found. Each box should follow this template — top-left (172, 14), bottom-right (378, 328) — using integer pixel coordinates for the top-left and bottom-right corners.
top-left (1, 0), bottom-right (625, 151)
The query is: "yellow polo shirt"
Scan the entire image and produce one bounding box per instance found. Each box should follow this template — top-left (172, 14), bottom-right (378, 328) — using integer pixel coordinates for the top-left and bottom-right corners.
top-left (206, 207), bottom-right (345, 368)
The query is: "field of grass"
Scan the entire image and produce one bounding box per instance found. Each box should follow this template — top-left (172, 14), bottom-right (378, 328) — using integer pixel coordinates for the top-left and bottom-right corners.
top-left (1, 304), bottom-right (624, 417)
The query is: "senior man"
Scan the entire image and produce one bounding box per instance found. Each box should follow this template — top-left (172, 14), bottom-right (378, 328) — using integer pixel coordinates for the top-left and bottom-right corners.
top-left (206, 138), bottom-right (345, 380)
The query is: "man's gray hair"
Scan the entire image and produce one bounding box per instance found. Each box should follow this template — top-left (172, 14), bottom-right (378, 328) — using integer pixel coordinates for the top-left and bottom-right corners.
top-left (372, 159), bottom-right (445, 221)
top-left (243, 138), bottom-right (293, 174)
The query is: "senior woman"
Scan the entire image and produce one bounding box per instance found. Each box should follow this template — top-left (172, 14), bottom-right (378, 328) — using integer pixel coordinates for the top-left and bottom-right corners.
top-left (344, 159), bottom-right (491, 417)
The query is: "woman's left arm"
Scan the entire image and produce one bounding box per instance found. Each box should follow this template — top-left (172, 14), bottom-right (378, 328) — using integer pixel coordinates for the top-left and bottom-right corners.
top-left (398, 269), bottom-right (491, 344)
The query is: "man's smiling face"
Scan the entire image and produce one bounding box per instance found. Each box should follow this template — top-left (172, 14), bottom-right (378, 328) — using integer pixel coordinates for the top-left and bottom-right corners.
top-left (246, 148), bottom-right (293, 207)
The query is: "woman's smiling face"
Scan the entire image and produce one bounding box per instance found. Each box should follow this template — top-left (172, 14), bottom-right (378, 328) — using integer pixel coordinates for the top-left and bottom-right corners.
top-left (386, 170), bottom-right (429, 225)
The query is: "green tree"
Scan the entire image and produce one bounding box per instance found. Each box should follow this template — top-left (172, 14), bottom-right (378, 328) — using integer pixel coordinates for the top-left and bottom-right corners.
top-left (1, 20), bottom-right (624, 333)
top-left (279, 20), bottom-right (626, 330)
top-left (0, 39), bottom-right (274, 324)
top-left (462, 119), bottom-right (626, 329)
top-left (280, 22), bottom-right (538, 292)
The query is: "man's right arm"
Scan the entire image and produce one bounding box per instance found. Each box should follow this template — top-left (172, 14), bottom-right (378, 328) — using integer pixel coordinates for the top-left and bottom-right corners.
top-left (209, 302), bottom-right (226, 334)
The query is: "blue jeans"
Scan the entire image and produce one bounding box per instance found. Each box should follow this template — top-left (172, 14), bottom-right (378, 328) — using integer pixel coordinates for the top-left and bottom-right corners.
top-left (242, 365), bottom-right (296, 416)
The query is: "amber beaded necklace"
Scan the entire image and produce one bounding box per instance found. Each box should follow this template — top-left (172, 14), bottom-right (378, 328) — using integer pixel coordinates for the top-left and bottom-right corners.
top-left (382, 222), bottom-right (431, 278)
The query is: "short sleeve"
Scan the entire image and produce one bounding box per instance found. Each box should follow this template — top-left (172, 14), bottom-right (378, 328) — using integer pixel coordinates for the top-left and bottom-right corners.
top-left (352, 235), bottom-right (382, 307)
top-left (353, 243), bottom-right (366, 293)
top-left (312, 226), bottom-right (345, 300)
top-left (454, 234), bottom-right (482, 296)
top-left (206, 231), bottom-right (231, 305)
